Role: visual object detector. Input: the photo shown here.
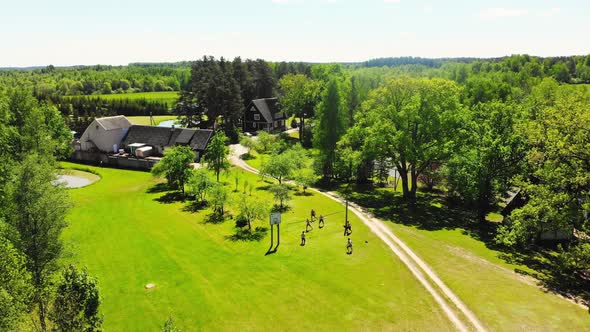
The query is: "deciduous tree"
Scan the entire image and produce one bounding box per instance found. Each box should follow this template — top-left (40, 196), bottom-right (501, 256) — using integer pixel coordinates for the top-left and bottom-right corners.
top-left (151, 146), bottom-right (195, 195)
top-left (50, 265), bottom-right (102, 332)
top-left (5, 155), bottom-right (70, 332)
top-left (0, 238), bottom-right (32, 331)
top-left (204, 131), bottom-right (230, 182)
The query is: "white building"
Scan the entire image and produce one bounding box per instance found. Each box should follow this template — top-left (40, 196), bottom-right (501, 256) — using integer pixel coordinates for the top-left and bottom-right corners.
top-left (79, 116), bottom-right (133, 153)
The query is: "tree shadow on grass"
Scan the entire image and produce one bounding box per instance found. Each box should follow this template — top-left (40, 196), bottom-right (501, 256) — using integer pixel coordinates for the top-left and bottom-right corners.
top-left (272, 205), bottom-right (291, 213)
top-left (240, 153), bottom-right (254, 160)
top-left (294, 191), bottom-right (313, 197)
top-left (226, 227), bottom-right (268, 242)
top-left (146, 182), bottom-right (170, 194)
top-left (154, 191), bottom-right (186, 204)
top-left (182, 200), bottom-right (208, 213)
top-left (204, 212), bottom-right (230, 224)
top-left (256, 184), bottom-right (273, 191)
top-left (342, 182), bottom-right (590, 310)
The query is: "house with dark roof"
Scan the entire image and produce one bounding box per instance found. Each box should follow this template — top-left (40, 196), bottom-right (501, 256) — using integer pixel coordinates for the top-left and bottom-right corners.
top-left (121, 125), bottom-right (213, 161)
top-left (78, 115), bottom-right (133, 153)
top-left (243, 98), bottom-right (287, 133)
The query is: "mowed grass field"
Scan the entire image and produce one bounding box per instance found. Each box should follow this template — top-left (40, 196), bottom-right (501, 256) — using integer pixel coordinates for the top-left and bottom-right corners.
top-left (60, 162), bottom-right (453, 331)
top-left (92, 91), bottom-right (179, 106)
top-left (388, 225), bottom-right (590, 331)
top-left (242, 153), bottom-right (590, 330)
top-left (127, 115), bottom-right (178, 126)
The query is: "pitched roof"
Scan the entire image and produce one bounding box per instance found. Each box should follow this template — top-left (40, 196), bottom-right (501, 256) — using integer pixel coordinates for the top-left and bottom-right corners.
top-left (250, 98), bottom-right (285, 123)
top-left (95, 115), bottom-right (132, 131)
top-left (122, 125), bottom-right (213, 151)
top-left (176, 129), bottom-right (197, 144)
top-left (123, 125), bottom-right (173, 147)
top-left (189, 129), bottom-right (214, 151)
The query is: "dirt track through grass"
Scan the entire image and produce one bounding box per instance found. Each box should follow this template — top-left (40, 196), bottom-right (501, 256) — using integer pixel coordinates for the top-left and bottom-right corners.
top-left (230, 144), bottom-right (487, 332)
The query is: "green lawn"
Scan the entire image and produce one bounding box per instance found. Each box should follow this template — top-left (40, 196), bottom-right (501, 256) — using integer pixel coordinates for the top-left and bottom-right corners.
top-left (93, 91), bottom-right (179, 106)
top-left (387, 224), bottom-right (590, 331)
top-left (60, 162), bottom-right (452, 331)
top-left (243, 152), bottom-right (590, 330)
top-left (127, 115), bottom-right (178, 126)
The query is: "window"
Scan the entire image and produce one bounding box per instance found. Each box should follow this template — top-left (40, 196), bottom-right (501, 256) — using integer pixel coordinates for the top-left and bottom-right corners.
top-left (254, 114), bottom-right (260, 121)
top-left (250, 107), bottom-right (257, 112)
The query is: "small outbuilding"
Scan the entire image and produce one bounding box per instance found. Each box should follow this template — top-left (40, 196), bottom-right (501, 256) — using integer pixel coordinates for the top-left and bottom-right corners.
top-left (243, 98), bottom-right (286, 133)
top-left (79, 116), bottom-right (133, 153)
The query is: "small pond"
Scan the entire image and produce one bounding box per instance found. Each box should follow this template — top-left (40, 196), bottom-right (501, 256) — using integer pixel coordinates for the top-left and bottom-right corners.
top-left (158, 119), bottom-right (183, 128)
top-left (53, 170), bottom-right (100, 189)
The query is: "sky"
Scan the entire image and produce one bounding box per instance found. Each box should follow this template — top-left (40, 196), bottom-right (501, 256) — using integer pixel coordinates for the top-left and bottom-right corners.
top-left (0, 0), bottom-right (588, 67)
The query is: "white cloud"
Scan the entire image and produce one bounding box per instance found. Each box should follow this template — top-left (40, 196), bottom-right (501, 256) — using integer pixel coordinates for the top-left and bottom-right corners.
top-left (422, 4), bottom-right (433, 13)
top-left (479, 7), bottom-right (529, 20)
top-left (271, 0), bottom-right (290, 4)
top-left (384, 0), bottom-right (401, 4)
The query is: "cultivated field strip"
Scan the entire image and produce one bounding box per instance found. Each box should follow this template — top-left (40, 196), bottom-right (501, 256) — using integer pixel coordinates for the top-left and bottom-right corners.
top-left (229, 144), bottom-right (487, 332)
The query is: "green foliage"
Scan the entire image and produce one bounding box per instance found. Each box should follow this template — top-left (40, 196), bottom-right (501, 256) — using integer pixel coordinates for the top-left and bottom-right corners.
top-left (50, 265), bottom-right (102, 332)
top-left (269, 184), bottom-right (291, 209)
top-left (187, 168), bottom-right (214, 203)
top-left (557, 242), bottom-right (590, 274)
top-left (254, 131), bottom-right (277, 154)
top-left (313, 79), bottom-right (347, 179)
top-left (208, 183), bottom-right (230, 217)
top-left (445, 101), bottom-right (526, 219)
top-left (162, 316), bottom-right (181, 332)
top-left (5, 155), bottom-right (70, 331)
top-left (239, 134), bottom-right (256, 156)
top-left (204, 131), bottom-right (230, 182)
top-left (351, 77), bottom-right (465, 199)
top-left (237, 194), bottom-right (270, 231)
top-left (260, 146), bottom-right (306, 184)
top-left (151, 146), bottom-right (195, 194)
top-left (0, 237), bottom-right (32, 331)
top-left (496, 86), bottom-right (590, 247)
top-left (292, 167), bottom-right (317, 193)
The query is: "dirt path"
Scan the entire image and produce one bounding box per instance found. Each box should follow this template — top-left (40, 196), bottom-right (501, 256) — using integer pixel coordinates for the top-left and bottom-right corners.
top-left (229, 144), bottom-right (487, 332)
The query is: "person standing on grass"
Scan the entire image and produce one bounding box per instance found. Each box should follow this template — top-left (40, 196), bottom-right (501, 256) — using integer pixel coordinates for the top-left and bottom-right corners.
top-left (306, 218), bottom-right (313, 232)
top-left (311, 209), bottom-right (316, 221)
top-left (301, 231), bottom-right (306, 246)
top-left (347, 237), bottom-right (353, 254)
top-left (343, 220), bottom-right (351, 236)
top-left (319, 215), bottom-right (325, 228)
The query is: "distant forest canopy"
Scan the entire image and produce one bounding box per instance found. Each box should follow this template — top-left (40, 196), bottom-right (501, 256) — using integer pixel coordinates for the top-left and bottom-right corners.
top-left (1, 53), bottom-right (590, 135)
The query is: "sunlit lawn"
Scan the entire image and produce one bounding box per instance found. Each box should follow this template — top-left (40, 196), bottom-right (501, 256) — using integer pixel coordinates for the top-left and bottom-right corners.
top-left (60, 162), bottom-right (452, 331)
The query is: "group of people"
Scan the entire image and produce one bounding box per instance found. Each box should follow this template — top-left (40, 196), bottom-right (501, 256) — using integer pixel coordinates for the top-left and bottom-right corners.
top-left (300, 209), bottom-right (353, 254)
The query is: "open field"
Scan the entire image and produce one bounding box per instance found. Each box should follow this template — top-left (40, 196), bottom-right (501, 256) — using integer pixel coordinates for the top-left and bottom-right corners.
top-left (127, 115), bottom-right (178, 126)
top-left (389, 224), bottom-right (590, 331)
top-left (60, 162), bottom-right (453, 331)
top-left (75, 91), bottom-right (180, 107)
top-left (241, 150), bottom-right (590, 330)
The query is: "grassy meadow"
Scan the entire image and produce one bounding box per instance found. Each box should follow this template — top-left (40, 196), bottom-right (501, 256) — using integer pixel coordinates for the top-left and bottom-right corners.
top-left (127, 115), bottom-right (178, 126)
top-left (243, 151), bottom-right (590, 330)
top-left (92, 91), bottom-right (179, 106)
top-left (60, 162), bottom-right (453, 331)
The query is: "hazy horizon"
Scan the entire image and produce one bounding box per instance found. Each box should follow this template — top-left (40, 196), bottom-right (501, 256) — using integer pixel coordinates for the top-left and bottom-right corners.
top-left (1, 0), bottom-right (589, 67)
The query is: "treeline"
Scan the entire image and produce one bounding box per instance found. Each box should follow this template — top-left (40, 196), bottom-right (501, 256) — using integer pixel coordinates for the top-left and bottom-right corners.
top-left (50, 96), bottom-right (172, 133)
top-left (361, 56), bottom-right (479, 68)
top-left (0, 64), bottom-right (191, 98)
top-left (360, 54), bottom-right (590, 84)
top-left (0, 89), bottom-right (102, 331)
top-left (275, 61), bottom-right (590, 292)
top-left (176, 56), bottom-right (312, 140)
